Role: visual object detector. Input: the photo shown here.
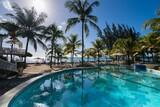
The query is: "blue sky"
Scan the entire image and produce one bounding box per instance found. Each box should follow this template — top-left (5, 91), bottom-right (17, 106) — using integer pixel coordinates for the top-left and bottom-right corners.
top-left (0, 0), bottom-right (160, 58)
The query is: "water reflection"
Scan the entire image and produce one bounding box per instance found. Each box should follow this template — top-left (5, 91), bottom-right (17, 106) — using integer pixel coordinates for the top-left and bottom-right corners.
top-left (10, 67), bottom-right (160, 107)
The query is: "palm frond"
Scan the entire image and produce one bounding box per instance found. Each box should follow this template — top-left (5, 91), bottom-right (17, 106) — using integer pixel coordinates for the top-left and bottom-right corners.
top-left (87, 15), bottom-right (98, 22)
top-left (144, 18), bottom-right (160, 30)
top-left (30, 38), bottom-right (37, 51)
top-left (65, 17), bottom-right (80, 32)
top-left (37, 38), bottom-right (47, 50)
top-left (88, 19), bottom-right (102, 36)
top-left (84, 22), bottom-right (89, 37)
top-left (65, 1), bottom-right (80, 15)
top-left (85, 1), bottom-right (99, 15)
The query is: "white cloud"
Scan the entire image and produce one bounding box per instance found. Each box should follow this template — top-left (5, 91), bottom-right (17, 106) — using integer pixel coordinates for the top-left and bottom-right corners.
top-left (58, 25), bottom-right (63, 30)
top-left (57, 21), bottom-right (66, 30)
top-left (2, 0), bottom-right (13, 11)
top-left (61, 21), bottom-right (66, 26)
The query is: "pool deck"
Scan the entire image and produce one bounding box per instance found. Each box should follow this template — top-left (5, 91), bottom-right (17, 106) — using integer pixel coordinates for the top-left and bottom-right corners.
top-left (0, 67), bottom-right (96, 107)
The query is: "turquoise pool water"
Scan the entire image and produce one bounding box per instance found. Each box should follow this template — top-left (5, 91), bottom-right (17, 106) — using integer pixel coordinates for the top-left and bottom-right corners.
top-left (9, 66), bottom-right (160, 107)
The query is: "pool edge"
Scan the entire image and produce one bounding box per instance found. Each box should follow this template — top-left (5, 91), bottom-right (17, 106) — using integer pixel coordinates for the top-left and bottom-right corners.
top-left (0, 67), bottom-right (96, 107)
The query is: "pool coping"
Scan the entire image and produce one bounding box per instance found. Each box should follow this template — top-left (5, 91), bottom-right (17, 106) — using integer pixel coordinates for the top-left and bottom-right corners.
top-left (0, 67), bottom-right (96, 107)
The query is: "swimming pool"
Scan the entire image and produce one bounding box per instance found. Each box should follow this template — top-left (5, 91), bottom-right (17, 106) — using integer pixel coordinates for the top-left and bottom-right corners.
top-left (9, 66), bottom-right (160, 107)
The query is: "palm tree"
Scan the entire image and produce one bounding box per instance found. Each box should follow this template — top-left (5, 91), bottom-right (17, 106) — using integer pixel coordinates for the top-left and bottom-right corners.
top-left (84, 48), bottom-right (97, 62)
top-left (0, 21), bottom-right (22, 62)
top-left (65, 0), bottom-right (101, 66)
top-left (47, 44), bottom-right (65, 65)
top-left (92, 39), bottom-right (104, 65)
top-left (84, 48), bottom-right (91, 62)
top-left (64, 34), bottom-right (81, 66)
top-left (144, 7), bottom-right (160, 63)
top-left (100, 24), bottom-right (139, 65)
top-left (55, 45), bottom-right (64, 64)
top-left (102, 49), bottom-right (109, 63)
top-left (144, 8), bottom-right (160, 31)
top-left (6, 37), bottom-right (22, 62)
top-left (6, 3), bottom-right (47, 64)
top-left (45, 24), bottom-right (65, 68)
top-left (139, 33), bottom-right (160, 63)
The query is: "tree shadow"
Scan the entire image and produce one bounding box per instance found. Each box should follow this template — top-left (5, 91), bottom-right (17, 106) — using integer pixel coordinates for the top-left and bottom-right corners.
top-left (0, 73), bottom-right (42, 96)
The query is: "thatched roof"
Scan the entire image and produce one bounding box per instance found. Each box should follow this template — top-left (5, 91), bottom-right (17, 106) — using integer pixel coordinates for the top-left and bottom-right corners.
top-left (111, 52), bottom-right (125, 56)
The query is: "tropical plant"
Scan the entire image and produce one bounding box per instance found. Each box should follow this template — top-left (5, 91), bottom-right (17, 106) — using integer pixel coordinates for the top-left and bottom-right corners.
top-left (143, 7), bottom-right (160, 63)
top-left (44, 24), bottom-right (65, 68)
top-left (144, 8), bottom-right (160, 32)
top-left (47, 44), bottom-right (65, 65)
top-left (102, 48), bottom-right (109, 63)
top-left (6, 3), bottom-right (47, 64)
top-left (139, 32), bottom-right (160, 63)
top-left (92, 39), bottom-right (104, 65)
top-left (65, 0), bottom-right (101, 66)
top-left (84, 48), bottom-right (97, 62)
top-left (100, 23), bottom-right (139, 65)
top-left (55, 44), bottom-right (65, 64)
top-left (0, 21), bottom-right (22, 62)
top-left (64, 34), bottom-right (81, 66)
top-left (100, 23), bottom-right (119, 50)
top-left (84, 48), bottom-right (92, 62)
top-left (113, 36), bottom-right (139, 65)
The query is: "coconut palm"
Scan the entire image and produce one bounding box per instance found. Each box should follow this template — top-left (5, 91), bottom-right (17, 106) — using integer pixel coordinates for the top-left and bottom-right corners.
top-left (65, 0), bottom-right (101, 66)
top-left (45, 24), bottom-right (65, 68)
top-left (64, 34), bottom-right (81, 66)
top-left (144, 8), bottom-right (160, 31)
top-left (113, 36), bottom-right (140, 65)
top-left (47, 44), bottom-right (65, 65)
top-left (84, 48), bottom-right (97, 62)
top-left (102, 49), bottom-right (109, 63)
top-left (92, 39), bottom-right (104, 65)
top-left (84, 48), bottom-right (91, 62)
top-left (6, 3), bottom-right (47, 64)
top-left (0, 21), bottom-right (22, 62)
top-left (139, 33), bottom-right (160, 63)
top-left (55, 44), bottom-right (64, 64)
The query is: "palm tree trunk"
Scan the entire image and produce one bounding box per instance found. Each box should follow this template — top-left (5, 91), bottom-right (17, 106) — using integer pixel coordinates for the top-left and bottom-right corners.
top-left (98, 51), bottom-right (100, 66)
top-left (71, 52), bottom-right (74, 66)
top-left (147, 51), bottom-right (150, 63)
top-left (54, 53), bottom-right (56, 65)
top-left (81, 21), bottom-right (84, 66)
top-left (10, 44), bottom-right (13, 63)
top-left (54, 47), bottom-right (56, 65)
top-left (57, 54), bottom-right (60, 64)
top-left (127, 52), bottom-right (130, 65)
top-left (87, 56), bottom-right (89, 62)
top-left (151, 51), bottom-right (154, 63)
top-left (50, 45), bottom-right (54, 68)
top-left (143, 52), bottom-right (145, 63)
top-left (24, 37), bottom-right (29, 65)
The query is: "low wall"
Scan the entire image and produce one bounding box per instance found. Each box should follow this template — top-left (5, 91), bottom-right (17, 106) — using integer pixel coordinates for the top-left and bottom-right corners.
top-left (0, 59), bottom-right (17, 72)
